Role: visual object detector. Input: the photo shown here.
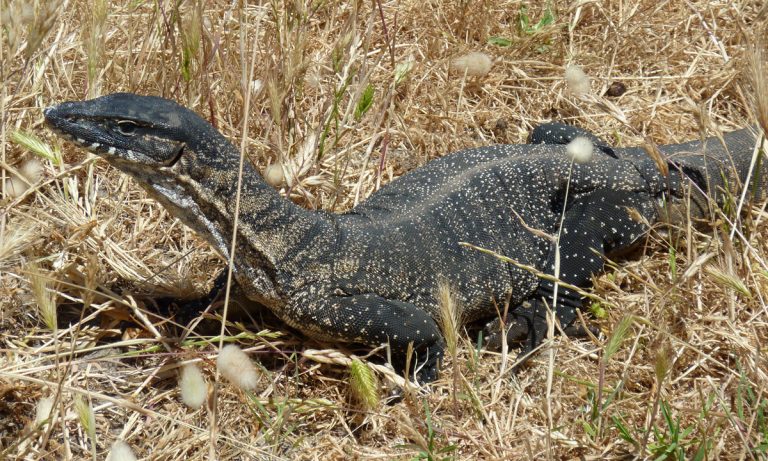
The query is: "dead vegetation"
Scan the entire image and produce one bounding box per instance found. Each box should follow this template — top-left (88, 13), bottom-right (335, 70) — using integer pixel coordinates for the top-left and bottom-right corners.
top-left (1, 0), bottom-right (767, 459)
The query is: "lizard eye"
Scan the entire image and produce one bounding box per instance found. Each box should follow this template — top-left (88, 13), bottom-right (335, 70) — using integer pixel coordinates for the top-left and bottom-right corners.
top-left (117, 121), bottom-right (138, 136)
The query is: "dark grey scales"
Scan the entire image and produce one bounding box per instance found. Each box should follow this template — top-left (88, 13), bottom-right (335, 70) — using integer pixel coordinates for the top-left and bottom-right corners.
top-left (44, 93), bottom-right (767, 383)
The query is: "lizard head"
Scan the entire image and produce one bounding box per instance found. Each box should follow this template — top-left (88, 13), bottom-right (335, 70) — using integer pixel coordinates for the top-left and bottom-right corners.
top-left (44, 93), bottom-right (194, 172)
top-left (43, 92), bottom-right (244, 244)
top-left (44, 92), bottom-right (271, 265)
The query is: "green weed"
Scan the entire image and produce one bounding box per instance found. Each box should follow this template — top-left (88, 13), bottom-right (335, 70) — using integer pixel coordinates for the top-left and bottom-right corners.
top-left (401, 400), bottom-right (457, 461)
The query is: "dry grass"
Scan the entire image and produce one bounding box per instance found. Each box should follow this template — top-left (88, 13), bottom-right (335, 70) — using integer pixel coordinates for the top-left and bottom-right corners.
top-left (1, 0), bottom-right (767, 459)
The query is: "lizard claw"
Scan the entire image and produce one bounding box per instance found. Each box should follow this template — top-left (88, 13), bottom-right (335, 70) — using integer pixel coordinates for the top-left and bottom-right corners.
top-left (562, 322), bottom-right (600, 338)
top-left (409, 343), bottom-right (445, 384)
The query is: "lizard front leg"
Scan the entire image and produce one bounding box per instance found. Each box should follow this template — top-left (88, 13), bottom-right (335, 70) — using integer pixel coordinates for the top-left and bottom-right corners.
top-left (285, 293), bottom-right (445, 383)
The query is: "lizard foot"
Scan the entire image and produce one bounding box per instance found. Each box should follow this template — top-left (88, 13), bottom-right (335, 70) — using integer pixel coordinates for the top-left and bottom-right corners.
top-left (483, 299), bottom-right (592, 370)
top-left (391, 340), bottom-right (444, 385)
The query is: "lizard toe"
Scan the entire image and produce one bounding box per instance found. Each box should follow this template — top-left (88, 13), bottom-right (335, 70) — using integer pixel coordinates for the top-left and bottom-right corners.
top-left (562, 321), bottom-right (600, 338)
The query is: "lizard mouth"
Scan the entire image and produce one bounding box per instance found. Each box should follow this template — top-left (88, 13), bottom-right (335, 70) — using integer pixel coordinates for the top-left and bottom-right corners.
top-left (43, 111), bottom-right (83, 143)
top-left (45, 105), bottom-right (187, 167)
top-left (166, 142), bottom-right (186, 167)
top-left (43, 111), bottom-right (116, 155)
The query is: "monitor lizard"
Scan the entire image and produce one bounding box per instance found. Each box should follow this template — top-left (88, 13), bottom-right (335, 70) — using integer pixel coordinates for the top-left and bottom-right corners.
top-left (44, 93), bottom-right (766, 382)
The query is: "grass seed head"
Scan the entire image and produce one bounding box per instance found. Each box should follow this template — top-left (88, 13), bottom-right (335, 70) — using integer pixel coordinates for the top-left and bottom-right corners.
top-left (437, 280), bottom-right (462, 355)
top-left (19, 158), bottom-right (43, 183)
top-left (348, 358), bottom-right (380, 410)
top-left (565, 64), bottom-right (590, 97)
top-left (2, 157), bottom-right (44, 199)
top-left (28, 262), bottom-right (57, 331)
top-left (264, 163), bottom-right (285, 187)
top-left (22, 0), bottom-right (63, 59)
top-left (179, 363), bottom-right (208, 409)
top-left (217, 344), bottom-right (260, 391)
top-left (604, 315), bottom-right (634, 360)
top-left (34, 396), bottom-right (55, 426)
top-left (451, 52), bottom-right (493, 77)
top-left (106, 440), bottom-right (138, 461)
top-left (750, 44), bottom-right (768, 137)
top-left (4, 176), bottom-right (29, 199)
top-left (0, 222), bottom-right (34, 267)
top-left (566, 136), bottom-right (594, 164)
top-left (74, 395), bottom-right (96, 441)
top-left (654, 343), bottom-right (673, 384)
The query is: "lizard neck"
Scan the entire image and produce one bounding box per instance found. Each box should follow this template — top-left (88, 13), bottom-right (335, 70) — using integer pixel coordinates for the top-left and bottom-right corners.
top-left (141, 126), bottom-right (333, 303)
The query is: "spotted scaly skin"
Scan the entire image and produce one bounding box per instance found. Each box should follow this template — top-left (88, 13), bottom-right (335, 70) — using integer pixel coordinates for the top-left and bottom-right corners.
top-left (44, 93), bottom-right (765, 382)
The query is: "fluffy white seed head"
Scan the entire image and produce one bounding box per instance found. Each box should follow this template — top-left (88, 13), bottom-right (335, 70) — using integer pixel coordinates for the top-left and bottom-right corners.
top-left (179, 363), bottom-right (208, 409)
top-left (250, 79), bottom-right (263, 94)
top-left (264, 163), bottom-right (285, 187)
top-left (564, 65), bottom-right (590, 97)
top-left (106, 441), bottom-right (138, 461)
top-left (451, 52), bottom-right (493, 77)
top-left (4, 159), bottom-right (43, 199)
top-left (4, 176), bottom-right (28, 198)
top-left (305, 68), bottom-right (322, 89)
top-left (566, 136), bottom-right (594, 164)
top-left (217, 344), bottom-right (260, 391)
top-left (35, 396), bottom-right (55, 426)
top-left (19, 158), bottom-right (43, 183)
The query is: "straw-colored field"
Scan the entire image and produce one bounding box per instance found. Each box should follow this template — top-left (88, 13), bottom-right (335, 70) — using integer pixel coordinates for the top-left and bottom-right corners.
top-left (2, 0), bottom-right (767, 459)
